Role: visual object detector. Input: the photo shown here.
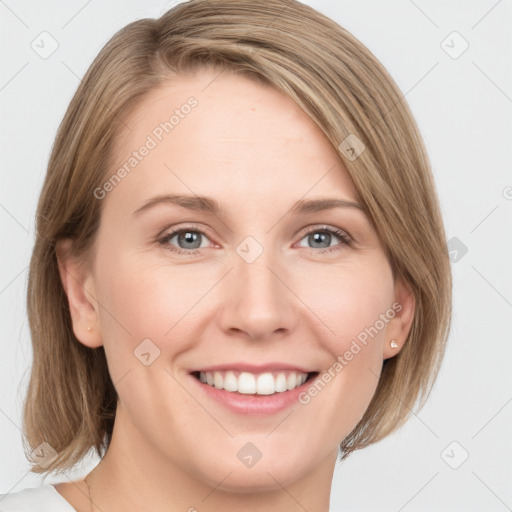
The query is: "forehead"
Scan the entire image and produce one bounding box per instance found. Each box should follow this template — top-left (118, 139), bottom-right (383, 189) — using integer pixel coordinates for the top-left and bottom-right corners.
top-left (106, 68), bottom-right (359, 211)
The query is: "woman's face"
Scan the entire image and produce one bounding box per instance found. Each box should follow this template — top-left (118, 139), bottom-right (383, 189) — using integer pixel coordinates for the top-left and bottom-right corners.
top-left (64, 67), bottom-right (414, 491)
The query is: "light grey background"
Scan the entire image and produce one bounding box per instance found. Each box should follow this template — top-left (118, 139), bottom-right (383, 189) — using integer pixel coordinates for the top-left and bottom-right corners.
top-left (1, 1), bottom-right (511, 510)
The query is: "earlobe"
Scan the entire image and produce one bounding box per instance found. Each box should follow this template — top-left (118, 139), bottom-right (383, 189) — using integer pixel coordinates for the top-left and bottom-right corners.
top-left (383, 276), bottom-right (416, 360)
top-left (56, 239), bottom-right (103, 348)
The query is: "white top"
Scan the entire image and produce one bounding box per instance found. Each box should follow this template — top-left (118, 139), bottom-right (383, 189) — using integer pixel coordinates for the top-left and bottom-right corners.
top-left (0, 484), bottom-right (75, 511)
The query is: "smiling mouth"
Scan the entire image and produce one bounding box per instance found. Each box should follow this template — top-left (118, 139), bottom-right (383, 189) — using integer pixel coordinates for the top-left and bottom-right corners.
top-left (191, 370), bottom-right (318, 396)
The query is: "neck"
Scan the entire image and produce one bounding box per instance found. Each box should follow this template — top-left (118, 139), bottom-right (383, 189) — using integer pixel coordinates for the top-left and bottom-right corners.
top-left (87, 403), bottom-right (336, 512)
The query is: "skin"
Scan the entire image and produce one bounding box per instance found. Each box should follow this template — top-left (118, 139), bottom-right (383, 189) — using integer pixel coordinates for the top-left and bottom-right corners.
top-left (55, 67), bottom-right (415, 512)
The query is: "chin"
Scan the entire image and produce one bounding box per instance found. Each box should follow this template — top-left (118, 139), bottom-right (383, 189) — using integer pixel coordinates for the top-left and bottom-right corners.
top-left (190, 441), bottom-right (316, 493)
top-left (201, 460), bottom-right (307, 494)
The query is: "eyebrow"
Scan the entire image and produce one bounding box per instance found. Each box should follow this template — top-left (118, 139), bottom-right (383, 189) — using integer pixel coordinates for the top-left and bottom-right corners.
top-left (132, 194), bottom-right (366, 217)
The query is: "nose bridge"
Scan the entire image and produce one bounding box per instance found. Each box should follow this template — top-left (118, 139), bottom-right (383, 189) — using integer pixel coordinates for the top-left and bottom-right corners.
top-left (221, 235), bottom-right (296, 339)
top-left (238, 248), bottom-right (280, 304)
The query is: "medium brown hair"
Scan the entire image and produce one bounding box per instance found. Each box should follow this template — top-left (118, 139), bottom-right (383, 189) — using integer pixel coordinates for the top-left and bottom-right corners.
top-left (23, 0), bottom-right (452, 474)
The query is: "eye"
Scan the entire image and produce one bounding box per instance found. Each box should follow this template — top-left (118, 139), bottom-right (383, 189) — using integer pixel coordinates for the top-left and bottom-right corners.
top-left (158, 226), bottom-right (212, 256)
top-left (296, 226), bottom-right (352, 253)
top-left (157, 224), bottom-right (352, 256)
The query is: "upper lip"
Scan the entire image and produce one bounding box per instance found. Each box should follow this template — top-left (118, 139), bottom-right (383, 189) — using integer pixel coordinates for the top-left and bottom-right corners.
top-left (190, 362), bottom-right (315, 374)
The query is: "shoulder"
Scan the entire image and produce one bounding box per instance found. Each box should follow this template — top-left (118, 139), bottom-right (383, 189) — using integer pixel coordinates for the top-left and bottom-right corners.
top-left (0, 484), bottom-right (76, 512)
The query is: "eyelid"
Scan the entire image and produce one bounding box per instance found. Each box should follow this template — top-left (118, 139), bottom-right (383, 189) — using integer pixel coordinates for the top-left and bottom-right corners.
top-left (295, 225), bottom-right (353, 252)
top-left (156, 223), bottom-right (217, 256)
top-left (156, 222), bottom-right (212, 239)
top-left (157, 222), bottom-right (353, 256)
top-left (298, 224), bottom-right (352, 241)
top-left (157, 223), bottom-right (352, 241)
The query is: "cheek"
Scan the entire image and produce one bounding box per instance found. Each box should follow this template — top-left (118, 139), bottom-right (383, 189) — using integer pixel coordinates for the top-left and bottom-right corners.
top-left (91, 235), bottom-right (395, 470)
top-left (292, 255), bottom-right (395, 350)
top-left (95, 242), bottom-right (394, 363)
top-left (93, 249), bottom-right (216, 359)
top-left (292, 258), bottom-right (394, 434)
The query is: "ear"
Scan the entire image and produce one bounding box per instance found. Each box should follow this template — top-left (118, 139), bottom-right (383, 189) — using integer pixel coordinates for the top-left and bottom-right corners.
top-left (382, 274), bottom-right (415, 360)
top-left (56, 238), bottom-right (103, 348)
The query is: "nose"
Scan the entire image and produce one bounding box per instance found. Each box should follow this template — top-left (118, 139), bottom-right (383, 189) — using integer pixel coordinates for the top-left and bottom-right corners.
top-left (218, 246), bottom-right (298, 341)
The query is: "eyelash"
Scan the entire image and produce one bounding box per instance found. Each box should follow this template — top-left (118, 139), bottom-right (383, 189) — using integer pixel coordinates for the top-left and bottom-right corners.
top-left (157, 224), bottom-right (352, 257)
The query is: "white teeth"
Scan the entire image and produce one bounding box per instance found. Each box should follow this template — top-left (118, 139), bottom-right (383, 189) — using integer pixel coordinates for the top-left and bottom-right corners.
top-left (275, 373), bottom-right (288, 392)
top-left (286, 372), bottom-right (297, 391)
top-left (223, 371), bottom-right (238, 392)
top-left (256, 373), bottom-right (275, 395)
top-left (197, 370), bottom-right (310, 395)
top-left (238, 372), bottom-right (256, 394)
top-left (213, 371), bottom-right (223, 389)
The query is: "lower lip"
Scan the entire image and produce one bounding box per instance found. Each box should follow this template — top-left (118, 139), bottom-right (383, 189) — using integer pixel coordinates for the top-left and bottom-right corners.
top-left (190, 374), bottom-right (314, 415)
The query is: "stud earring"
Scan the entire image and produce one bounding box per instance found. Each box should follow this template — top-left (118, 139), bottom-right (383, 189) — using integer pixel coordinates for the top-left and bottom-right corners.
top-left (390, 339), bottom-right (398, 349)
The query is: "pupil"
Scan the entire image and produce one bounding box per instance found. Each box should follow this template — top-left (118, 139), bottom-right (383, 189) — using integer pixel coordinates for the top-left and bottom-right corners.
top-left (179, 231), bottom-right (201, 249)
top-left (311, 232), bottom-right (330, 248)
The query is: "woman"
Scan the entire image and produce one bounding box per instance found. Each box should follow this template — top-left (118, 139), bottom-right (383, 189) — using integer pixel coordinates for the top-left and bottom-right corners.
top-left (0, 0), bottom-right (451, 510)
